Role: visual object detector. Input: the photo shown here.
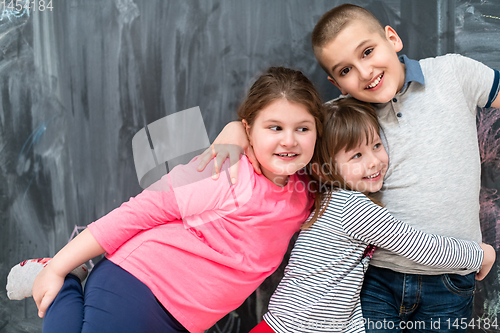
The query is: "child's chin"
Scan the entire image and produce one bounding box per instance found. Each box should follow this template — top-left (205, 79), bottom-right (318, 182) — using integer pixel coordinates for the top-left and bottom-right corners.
top-left (270, 164), bottom-right (301, 176)
top-left (355, 182), bottom-right (383, 194)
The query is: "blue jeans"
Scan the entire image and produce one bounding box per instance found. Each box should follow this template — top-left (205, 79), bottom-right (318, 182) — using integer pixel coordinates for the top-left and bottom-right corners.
top-left (361, 266), bottom-right (475, 332)
top-left (43, 258), bottom-right (188, 333)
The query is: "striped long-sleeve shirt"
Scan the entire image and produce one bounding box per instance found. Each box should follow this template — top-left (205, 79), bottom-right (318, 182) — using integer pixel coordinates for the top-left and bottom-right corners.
top-left (263, 190), bottom-right (484, 333)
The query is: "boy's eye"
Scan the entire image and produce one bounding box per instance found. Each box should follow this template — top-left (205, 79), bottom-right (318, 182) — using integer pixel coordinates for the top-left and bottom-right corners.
top-left (340, 67), bottom-right (351, 76)
top-left (363, 48), bottom-right (374, 57)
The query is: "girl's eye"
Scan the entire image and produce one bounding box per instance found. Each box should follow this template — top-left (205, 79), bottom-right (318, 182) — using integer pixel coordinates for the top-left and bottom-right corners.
top-left (297, 127), bottom-right (309, 132)
top-left (373, 143), bottom-right (382, 150)
top-left (340, 67), bottom-right (351, 76)
top-left (351, 153), bottom-right (362, 160)
top-left (363, 48), bottom-right (374, 57)
top-left (269, 126), bottom-right (282, 131)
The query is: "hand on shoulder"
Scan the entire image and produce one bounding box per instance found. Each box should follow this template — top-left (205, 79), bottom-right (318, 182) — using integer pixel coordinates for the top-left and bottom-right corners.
top-left (197, 121), bottom-right (261, 184)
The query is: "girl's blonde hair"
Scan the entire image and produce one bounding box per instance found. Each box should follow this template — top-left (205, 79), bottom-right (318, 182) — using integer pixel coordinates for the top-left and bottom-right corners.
top-left (303, 97), bottom-right (382, 229)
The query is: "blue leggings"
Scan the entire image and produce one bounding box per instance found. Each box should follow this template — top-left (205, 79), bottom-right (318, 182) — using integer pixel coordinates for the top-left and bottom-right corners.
top-left (42, 258), bottom-right (188, 333)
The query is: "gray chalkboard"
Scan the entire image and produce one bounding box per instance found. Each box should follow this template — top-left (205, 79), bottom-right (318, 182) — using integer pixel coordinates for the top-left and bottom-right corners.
top-left (1, 1), bottom-right (499, 332)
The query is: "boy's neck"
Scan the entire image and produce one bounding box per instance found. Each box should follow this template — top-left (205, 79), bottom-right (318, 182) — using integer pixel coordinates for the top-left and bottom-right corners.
top-left (397, 62), bottom-right (406, 93)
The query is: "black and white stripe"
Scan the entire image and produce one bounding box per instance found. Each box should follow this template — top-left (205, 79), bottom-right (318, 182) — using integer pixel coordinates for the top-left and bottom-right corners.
top-left (264, 190), bottom-right (483, 333)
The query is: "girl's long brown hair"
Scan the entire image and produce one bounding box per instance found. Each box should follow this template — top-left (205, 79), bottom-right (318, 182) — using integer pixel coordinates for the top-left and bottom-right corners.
top-left (303, 97), bottom-right (383, 229)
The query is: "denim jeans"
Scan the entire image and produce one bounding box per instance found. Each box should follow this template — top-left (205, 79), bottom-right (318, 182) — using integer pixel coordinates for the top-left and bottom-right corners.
top-left (360, 266), bottom-right (475, 332)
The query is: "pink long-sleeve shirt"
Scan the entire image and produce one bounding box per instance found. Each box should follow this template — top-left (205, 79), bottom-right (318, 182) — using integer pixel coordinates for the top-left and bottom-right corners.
top-left (88, 156), bottom-right (313, 332)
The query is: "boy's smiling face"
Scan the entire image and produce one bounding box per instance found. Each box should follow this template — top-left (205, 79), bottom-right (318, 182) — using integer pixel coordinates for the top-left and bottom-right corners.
top-left (317, 20), bottom-right (406, 104)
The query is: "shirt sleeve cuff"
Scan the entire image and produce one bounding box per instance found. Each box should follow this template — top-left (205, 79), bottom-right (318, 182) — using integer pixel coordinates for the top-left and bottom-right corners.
top-left (485, 69), bottom-right (500, 108)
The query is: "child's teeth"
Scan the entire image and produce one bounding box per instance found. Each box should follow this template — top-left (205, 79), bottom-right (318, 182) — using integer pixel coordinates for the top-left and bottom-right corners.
top-left (278, 153), bottom-right (296, 157)
top-left (367, 74), bottom-right (382, 89)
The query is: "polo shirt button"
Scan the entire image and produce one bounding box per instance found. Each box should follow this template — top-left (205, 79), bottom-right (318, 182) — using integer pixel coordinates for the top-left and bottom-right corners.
top-left (397, 112), bottom-right (402, 117)
top-left (392, 98), bottom-right (398, 103)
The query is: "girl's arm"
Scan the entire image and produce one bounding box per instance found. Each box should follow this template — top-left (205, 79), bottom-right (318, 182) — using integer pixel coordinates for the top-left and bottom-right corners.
top-left (196, 121), bottom-right (261, 183)
top-left (90, 156), bottom-right (250, 254)
top-left (32, 229), bottom-right (104, 318)
top-left (31, 183), bottom-right (182, 318)
top-left (341, 192), bottom-right (488, 272)
top-left (87, 185), bottom-right (181, 254)
top-left (32, 156), bottom-right (251, 318)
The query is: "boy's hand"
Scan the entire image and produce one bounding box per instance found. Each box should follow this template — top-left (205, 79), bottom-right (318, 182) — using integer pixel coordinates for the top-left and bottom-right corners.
top-left (32, 266), bottom-right (65, 318)
top-left (197, 121), bottom-right (261, 184)
top-left (476, 243), bottom-right (496, 281)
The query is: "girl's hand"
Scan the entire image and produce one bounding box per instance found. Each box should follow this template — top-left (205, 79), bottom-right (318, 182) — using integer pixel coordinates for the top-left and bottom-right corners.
top-left (32, 266), bottom-right (65, 318)
top-left (197, 121), bottom-right (260, 184)
top-left (476, 243), bottom-right (496, 281)
top-left (31, 229), bottom-right (104, 318)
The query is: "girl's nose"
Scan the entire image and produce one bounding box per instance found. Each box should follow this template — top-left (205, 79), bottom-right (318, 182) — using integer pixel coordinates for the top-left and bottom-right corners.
top-left (281, 131), bottom-right (297, 147)
top-left (367, 155), bottom-right (380, 169)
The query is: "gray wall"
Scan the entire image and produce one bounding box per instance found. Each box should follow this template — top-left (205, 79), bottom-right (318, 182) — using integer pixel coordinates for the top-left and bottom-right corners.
top-left (1, 1), bottom-right (499, 332)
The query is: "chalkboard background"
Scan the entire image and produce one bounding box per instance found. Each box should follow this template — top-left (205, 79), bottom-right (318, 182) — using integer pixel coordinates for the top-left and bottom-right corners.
top-left (1, 0), bottom-right (499, 332)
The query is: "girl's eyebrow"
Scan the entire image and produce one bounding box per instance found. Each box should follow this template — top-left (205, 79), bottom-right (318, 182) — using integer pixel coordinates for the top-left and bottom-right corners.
top-left (262, 119), bottom-right (315, 125)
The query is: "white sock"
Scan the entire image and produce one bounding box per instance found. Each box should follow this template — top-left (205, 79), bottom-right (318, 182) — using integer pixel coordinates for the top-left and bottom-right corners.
top-left (6, 258), bottom-right (89, 300)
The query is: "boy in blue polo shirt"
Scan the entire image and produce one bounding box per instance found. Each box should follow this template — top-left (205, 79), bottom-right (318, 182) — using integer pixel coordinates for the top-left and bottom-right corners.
top-left (197, 4), bottom-right (500, 332)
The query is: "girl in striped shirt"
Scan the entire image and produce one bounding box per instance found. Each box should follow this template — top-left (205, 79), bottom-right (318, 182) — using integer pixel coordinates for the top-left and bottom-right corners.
top-left (250, 97), bottom-right (495, 333)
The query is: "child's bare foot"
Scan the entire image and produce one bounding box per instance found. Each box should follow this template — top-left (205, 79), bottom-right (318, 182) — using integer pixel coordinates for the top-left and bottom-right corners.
top-left (6, 258), bottom-right (88, 300)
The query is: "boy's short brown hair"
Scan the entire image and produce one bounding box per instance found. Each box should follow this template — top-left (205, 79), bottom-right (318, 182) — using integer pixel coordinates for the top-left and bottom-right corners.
top-left (311, 4), bottom-right (386, 75)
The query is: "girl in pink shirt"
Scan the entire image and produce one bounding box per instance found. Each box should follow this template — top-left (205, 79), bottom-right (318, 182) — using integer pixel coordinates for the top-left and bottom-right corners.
top-left (12, 67), bottom-right (324, 333)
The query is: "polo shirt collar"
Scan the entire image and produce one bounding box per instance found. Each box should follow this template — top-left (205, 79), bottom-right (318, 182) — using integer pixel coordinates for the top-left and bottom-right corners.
top-left (399, 54), bottom-right (425, 92)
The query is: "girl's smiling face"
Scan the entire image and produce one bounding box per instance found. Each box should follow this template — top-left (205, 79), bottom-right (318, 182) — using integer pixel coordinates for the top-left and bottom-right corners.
top-left (244, 99), bottom-right (317, 187)
top-left (334, 129), bottom-right (388, 194)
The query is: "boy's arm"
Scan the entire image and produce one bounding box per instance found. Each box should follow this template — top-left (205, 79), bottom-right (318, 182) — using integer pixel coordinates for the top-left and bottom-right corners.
top-left (488, 67), bottom-right (500, 108)
top-left (32, 229), bottom-right (104, 318)
top-left (197, 121), bottom-right (261, 184)
top-left (477, 243), bottom-right (495, 281)
top-left (490, 93), bottom-right (500, 109)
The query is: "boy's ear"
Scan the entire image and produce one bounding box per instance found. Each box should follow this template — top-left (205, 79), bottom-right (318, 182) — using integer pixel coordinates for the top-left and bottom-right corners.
top-left (385, 26), bottom-right (403, 53)
top-left (327, 76), bottom-right (348, 95)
